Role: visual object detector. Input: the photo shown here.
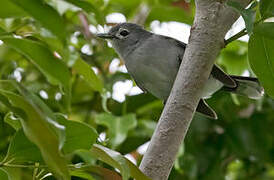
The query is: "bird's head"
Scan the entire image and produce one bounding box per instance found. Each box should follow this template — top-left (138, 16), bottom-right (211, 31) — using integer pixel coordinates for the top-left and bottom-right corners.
top-left (96, 23), bottom-right (151, 57)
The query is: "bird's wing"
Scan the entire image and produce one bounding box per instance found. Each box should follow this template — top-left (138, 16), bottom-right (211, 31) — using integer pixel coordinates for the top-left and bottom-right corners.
top-left (160, 35), bottom-right (187, 50)
top-left (196, 99), bottom-right (217, 119)
top-left (211, 65), bottom-right (237, 88)
top-left (128, 72), bottom-right (148, 93)
top-left (167, 36), bottom-right (236, 89)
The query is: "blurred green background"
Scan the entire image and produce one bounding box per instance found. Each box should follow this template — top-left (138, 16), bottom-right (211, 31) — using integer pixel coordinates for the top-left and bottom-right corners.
top-left (0, 0), bottom-right (274, 179)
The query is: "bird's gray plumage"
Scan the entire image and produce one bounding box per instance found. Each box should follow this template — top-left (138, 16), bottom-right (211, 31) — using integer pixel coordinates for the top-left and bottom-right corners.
top-left (97, 23), bottom-right (263, 119)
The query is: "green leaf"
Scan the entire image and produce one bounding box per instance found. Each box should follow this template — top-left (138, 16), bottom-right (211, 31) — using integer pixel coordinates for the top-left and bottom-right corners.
top-left (70, 170), bottom-right (95, 180)
top-left (0, 169), bottom-right (9, 180)
top-left (0, 0), bottom-right (26, 18)
top-left (119, 119), bottom-right (156, 154)
top-left (253, 22), bottom-right (274, 39)
top-left (64, 0), bottom-right (96, 13)
top-left (0, 37), bottom-right (71, 107)
top-left (0, 87), bottom-right (70, 179)
top-left (34, 28), bottom-right (65, 55)
top-left (218, 41), bottom-right (248, 75)
top-left (227, 1), bottom-right (257, 34)
top-left (74, 150), bottom-right (96, 165)
top-left (2, 112), bottom-right (97, 166)
top-left (91, 144), bottom-right (151, 180)
top-left (241, 10), bottom-right (256, 35)
top-left (3, 80), bottom-right (97, 154)
top-left (70, 165), bottom-right (122, 180)
top-left (1, 129), bottom-right (43, 164)
top-left (0, 168), bottom-right (21, 180)
top-left (4, 112), bottom-right (22, 131)
top-left (10, 0), bottom-right (67, 41)
top-left (260, 0), bottom-right (274, 19)
top-left (73, 58), bottom-right (103, 92)
top-left (0, 37), bottom-right (70, 88)
top-left (55, 114), bottom-right (98, 154)
top-left (95, 113), bottom-right (137, 148)
top-left (248, 33), bottom-right (274, 98)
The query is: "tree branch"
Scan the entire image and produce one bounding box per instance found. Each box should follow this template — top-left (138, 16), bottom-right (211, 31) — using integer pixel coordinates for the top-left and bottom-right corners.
top-left (131, 3), bottom-right (151, 25)
top-left (139, 0), bottom-right (252, 179)
top-left (78, 12), bottom-right (94, 40)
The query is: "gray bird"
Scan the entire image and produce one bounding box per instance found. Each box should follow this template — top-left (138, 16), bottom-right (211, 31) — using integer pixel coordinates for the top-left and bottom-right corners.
top-left (97, 23), bottom-right (263, 119)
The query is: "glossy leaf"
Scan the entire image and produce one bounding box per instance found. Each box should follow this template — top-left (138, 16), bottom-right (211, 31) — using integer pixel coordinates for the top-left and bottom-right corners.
top-left (0, 37), bottom-right (70, 89)
top-left (4, 112), bottom-right (21, 131)
top-left (253, 22), bottom-right (274, 39)
top-left (2, 81), bottom-right (96, 155)
top-left (4, 82), bottom-right (97, 154)
top-left (71, 165), bottom-right (122, 180)
top-left (227, 1), bottom-right (256, 34)
top-left (260, 0), bottom-right (274, 19)
top-left (10, 0), bottom-right (67, 41)
top-left (1, 37), bottom-right (71, 108)
top-left (119, 119), bottom-right (156, 154)
top-left (73, 58), bottom-right (103, 92)
top-left (56, 114), bottom-right (98, 154)
top-left (71, 170), bottom-right (95, 180)
top-left (95, 113), bottom-right (137, 148)
top-left (91, 144), bottom-right (151, 180)
top-left (74, 150), bottom-right (97, 165)
top-left (1, 129), bottom-right (43, 164)
top-left (248, 33), bottom-right (274, 98)
top-left (0, 88), bottom-right (70, 179)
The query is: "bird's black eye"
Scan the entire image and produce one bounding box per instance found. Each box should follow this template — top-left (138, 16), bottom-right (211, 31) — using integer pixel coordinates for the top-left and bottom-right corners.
top-left (120, 29), bottom-right (129, 36)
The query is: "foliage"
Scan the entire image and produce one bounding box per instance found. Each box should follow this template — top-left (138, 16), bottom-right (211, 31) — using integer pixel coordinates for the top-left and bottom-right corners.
top-left (0, 0), bottom-right (273, 179)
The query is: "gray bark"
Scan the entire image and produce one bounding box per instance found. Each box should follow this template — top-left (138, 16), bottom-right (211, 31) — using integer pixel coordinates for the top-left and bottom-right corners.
top-left (131, 3), bottom-right (151, 25)
top-left (139, 0), bottom-right (252, 179)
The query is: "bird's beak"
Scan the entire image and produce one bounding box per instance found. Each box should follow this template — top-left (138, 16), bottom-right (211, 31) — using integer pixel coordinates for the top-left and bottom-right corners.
top-left (96, 33), bottom-right (114, 39)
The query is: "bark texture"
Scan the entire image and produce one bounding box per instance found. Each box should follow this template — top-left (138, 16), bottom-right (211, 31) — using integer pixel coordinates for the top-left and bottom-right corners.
top-left (139, 0), bottom-right (252, 179)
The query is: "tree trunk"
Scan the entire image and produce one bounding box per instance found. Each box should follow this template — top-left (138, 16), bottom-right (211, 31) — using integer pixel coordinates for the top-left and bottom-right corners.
top-left (139, 0), bottom-right (252, 179)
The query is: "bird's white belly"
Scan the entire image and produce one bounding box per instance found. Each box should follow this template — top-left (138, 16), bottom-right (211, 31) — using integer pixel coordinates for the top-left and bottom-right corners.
top-left (202, 75), bottom-right (224, 99)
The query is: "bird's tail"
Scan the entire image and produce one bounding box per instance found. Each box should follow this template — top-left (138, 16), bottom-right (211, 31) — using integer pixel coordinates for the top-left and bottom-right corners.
top-left (222, 76), bottom-right (264, 99)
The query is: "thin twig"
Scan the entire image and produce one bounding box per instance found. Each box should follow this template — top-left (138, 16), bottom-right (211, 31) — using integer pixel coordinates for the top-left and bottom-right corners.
top-left (224, 18), bottom-right (263, 45)
top-left (2, 163), bottom-right (48, 168)
top-left (78, 12), bottom-right (94, 40)
top-left (225, 28), bottom-right (247, 45)
top-left (131, 3), bottom-right (151, 25)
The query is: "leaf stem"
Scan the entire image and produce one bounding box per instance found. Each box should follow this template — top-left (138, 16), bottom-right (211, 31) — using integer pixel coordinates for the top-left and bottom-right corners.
top-left (2, 163), bottom-right (48, 168)
top-left (0, 162), bottom-right (92, 169)
top-left (225, 28), bottom-right (248, 45)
